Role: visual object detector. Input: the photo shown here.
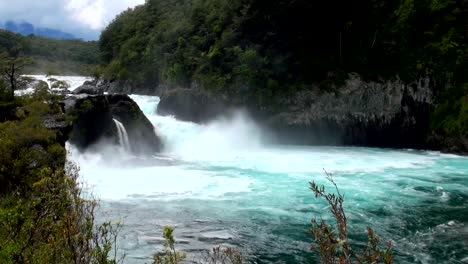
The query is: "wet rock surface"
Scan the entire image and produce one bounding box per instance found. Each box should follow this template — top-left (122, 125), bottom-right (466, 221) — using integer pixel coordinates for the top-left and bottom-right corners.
top-left (265, 75), bottom-right (434, 148)
top-left (64, 94), bottom-right (162, 154)
top-left (157, 88), bottom-right (227, 123)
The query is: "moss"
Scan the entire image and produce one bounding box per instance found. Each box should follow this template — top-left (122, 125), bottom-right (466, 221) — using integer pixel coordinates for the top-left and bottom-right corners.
top-left (431, 83), bottom-right (468, 137)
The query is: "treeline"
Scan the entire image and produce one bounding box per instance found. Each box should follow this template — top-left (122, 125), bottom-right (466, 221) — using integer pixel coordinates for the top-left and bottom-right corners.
top-left (0, 29), bottom-right (99, 75)
top-left (100, 0), bottom-right (466, 95)
top-left (99, 0), bottom-right (467, 137)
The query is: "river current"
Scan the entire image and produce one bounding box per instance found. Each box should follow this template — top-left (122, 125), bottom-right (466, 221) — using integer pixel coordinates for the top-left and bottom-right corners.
top-left (68, 94), bottom-right (468, 263)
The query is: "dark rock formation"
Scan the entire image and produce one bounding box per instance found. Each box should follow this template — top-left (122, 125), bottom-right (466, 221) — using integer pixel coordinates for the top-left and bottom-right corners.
top-left (97, 79), bottom-right (156, 95)
top-left (73, 78), bottom-right (157, 95)
top-left (153, 76), bottom-right (438, 150)
top-left (427, 133), bottom-right (468, 155)
top-left (157, 88), bottom-right (227, 123)
top-left (266, 75), bottom-right (434, 148)
top-left (72, 84), bottom-right (104, 95)
top-left (43, 111), bottom-right (73, 146)
top-left (64, 94), bottom-right (162, 154)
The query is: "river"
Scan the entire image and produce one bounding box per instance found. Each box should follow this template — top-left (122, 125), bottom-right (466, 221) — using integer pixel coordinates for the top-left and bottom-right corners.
top-left (67, 94), bottom-right (468, 263)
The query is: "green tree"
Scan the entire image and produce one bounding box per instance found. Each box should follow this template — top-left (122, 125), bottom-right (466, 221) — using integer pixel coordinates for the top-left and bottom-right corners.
top-left (0, 48), bottom-right (32, 96)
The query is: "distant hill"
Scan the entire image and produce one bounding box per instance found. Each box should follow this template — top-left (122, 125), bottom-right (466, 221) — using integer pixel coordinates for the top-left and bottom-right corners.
top-left (0, 29), bottom-right (99, 75)
top-left (3, 21), bottom-right (75, 40)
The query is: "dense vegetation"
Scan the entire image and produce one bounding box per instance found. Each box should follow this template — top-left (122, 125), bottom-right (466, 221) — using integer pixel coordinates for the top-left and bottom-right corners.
top-left (99, 0), bottom-right (467, 137)
top-left (99, 0), bottom-right (466, 92)
top-left (0, 53), bottom-right (121, 263)
top-left (0, 29), bottom-right (99, 75)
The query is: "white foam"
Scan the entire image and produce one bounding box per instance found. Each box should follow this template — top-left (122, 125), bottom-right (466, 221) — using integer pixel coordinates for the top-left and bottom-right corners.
top-left (67, 95), bottom-right (467, 204)
top-left (15, 75), bottom-right (91, 96)
top-left (67, 143), bottom-right (252, 201)
top-left (24, 75), bottom-right (92, 91)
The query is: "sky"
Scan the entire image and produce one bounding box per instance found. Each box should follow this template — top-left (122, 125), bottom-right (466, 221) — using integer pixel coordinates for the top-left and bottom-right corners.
top-left (0, 0), bottom-right (145, 40)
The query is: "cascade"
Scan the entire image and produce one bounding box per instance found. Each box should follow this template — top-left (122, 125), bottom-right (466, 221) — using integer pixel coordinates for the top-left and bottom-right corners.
top-left (113, 118), bottom-right (131, 152)
top-left (67, 93), bottom-right (468, 264)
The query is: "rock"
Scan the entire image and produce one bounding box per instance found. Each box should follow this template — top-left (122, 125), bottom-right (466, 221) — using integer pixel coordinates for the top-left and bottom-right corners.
top-left (83, 79), bottom-right (98, 86)
top-left (43, 112), bottom-right (72, 146)
top-left (98, 79), bottom-right (157, 95)
top-left (64, 94), bottom-right (162, 154)
top-left (75, 78), bottom-right (158, 95)
top-left (265, 75), bottom-right (434, 148)
top-left (108, 94), bottom-right (162, 154)
top-left (157, 88), bottom-right (227, 123)
top-left (72, 84), bottom-right (104, 95)
top-left (427, 133), bottom-right (468, 155)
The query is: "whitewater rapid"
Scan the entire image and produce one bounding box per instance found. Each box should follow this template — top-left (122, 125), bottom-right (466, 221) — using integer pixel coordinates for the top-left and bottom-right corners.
top-left (14, 75), bottom-right (92, 96)
top-left (68, 94), bottom-right (468, 263)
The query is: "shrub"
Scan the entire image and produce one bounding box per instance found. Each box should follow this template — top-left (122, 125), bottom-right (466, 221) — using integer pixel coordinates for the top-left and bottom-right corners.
top-left (152, 227), bottom-right (187, 264)
top-left (309, 170), bottom-right (393, 264)
top-left (152, 227), bottom-right (243, 264)
top-left (203, 246), bottom-right (243, 264)
top-left (0, 95), bottom-right (123, 264)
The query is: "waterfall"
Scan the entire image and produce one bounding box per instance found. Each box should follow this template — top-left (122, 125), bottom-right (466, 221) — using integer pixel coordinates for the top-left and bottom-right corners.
top-left (113, 118), bottom-right (131, 152)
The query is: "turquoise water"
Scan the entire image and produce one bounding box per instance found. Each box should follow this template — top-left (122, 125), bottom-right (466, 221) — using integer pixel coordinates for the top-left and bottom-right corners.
top-left (69, 95), bottom-right (468, 263)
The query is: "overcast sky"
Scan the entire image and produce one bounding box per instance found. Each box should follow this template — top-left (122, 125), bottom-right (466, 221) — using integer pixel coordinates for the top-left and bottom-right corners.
top-left (0, 0), bottom-right (145, 40)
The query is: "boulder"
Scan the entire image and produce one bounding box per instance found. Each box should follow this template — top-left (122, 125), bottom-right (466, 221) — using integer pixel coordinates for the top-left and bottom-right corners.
top-left (98, 79), bottom-right (157, 95)
top-left (64, 94), bottom-right (162, 154)
top-left (72, 84), bottom-right (104, 95)
top-left (43, 112), bottom-right (72, 146)
top-left (157, 88), bottom-right (227, 123)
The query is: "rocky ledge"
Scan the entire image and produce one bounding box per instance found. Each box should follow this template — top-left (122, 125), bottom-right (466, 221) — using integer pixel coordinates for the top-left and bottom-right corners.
top-left (77, 79), bottom-right (157, 95)
top-left (155, 75), bottom-right (442, 150)
top-left (157, 88), bottom-right (227, 123)
top-left (64, 94), bottom-right (162, 154)
top-left (266, 75), bottom-right (434, 148)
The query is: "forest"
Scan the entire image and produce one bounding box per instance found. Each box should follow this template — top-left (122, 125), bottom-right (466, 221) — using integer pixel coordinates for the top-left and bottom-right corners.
top-left (0, 0), bottom-right (466, 262)
top-left (98, 0), bottom-right (467, 138)
top-left (0, 29), bottom-right (99, 75)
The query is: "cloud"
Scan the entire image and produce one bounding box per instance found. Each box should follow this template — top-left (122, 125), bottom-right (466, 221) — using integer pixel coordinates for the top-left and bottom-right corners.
top-left (0, 0), bottom-right (145, 39)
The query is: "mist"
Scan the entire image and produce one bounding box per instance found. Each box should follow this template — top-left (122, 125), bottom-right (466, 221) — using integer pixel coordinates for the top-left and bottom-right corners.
top-left (165, 110), bottom-right (268, 160)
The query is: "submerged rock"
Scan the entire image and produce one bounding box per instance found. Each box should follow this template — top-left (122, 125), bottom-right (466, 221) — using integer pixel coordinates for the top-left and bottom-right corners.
top-left (64, 94), bottom-right (162, 154)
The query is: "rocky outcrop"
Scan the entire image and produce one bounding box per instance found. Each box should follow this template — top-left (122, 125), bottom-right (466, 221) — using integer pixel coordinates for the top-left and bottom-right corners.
top-left (157, 88), bottom-right (227, 123)
top-left (87, 79), bottom-right (157, 95)
top-left (427, 133), bottom-right (468, 155)
top-left (72, 84), bottom-right (104, 95)
top-left (266, 74), bottom-right (434, 148)
top-left (154, 76), bottom-right (437, 149)
top-left (43, 111), bottom-right (73, 146)
top-left (64, 94), bottom-right (162, 154)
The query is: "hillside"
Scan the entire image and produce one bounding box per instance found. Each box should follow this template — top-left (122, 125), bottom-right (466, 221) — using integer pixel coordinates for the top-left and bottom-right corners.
top-left (99, 0), bottom-right (467, 150)
top-left (3, 21), bottom-right (76, 39)
top-left (0, 29), bottom-right (99, 75)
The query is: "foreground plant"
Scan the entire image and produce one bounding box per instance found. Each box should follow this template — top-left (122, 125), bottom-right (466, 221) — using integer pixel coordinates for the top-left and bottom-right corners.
top-left (152, 227), bottom-right (187, 264)
top-left (152, 227), bottom-right (243, 264)
top-left (310, 170), bottom-right (392, 264)
top-left (0, 85), bottom-right (124, 263)
top-left (203, 246), bottom-right (243, 264)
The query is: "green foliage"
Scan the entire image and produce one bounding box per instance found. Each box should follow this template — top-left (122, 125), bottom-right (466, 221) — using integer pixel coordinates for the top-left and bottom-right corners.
top-left (203, 246), bottom-right (243, 264)
top-left (0, 29), bottom-right (99, 75)
top-left (99, 0), bottom-right (466, 113)
top-left (310, 171), bottom-right (393, 264)
top-left (0, 92), bottom-right (123, 264)
top-left (0, 49), bottom-right (33, 94)
top-left (152, 227), bottom-right (186, 264)
top-left (152, 227), bottom-right (243, 264)
top-left (431, 83), bottom-right (468, 137)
